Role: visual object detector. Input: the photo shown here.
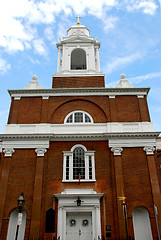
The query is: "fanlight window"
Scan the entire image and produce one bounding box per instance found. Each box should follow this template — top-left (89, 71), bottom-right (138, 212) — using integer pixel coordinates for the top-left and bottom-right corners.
top-left (64, 111), bottom-right (93, 124)
top-left (71, 48), bottom-right (86, 70)
top-left (63, 145), bottom-right (95, 182)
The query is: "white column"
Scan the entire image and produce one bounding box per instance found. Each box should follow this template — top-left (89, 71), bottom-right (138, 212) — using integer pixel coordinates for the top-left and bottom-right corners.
top-left (95, 206), bottom-right (101, 239)
top-left (57, 47), bottom-right (61, 73)
top-left (96, 47), bottom-right (101, 72)
top-left (58, 206), bottom-right (63, 240)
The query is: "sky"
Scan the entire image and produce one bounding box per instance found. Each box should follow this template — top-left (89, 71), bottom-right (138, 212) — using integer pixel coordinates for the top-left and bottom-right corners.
top-left (0, 0), bottom-right (161, 133)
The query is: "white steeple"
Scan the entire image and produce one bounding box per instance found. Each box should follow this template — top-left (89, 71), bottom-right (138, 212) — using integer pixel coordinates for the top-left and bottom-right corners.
top-left (55, 21), bottom-right (102, 76)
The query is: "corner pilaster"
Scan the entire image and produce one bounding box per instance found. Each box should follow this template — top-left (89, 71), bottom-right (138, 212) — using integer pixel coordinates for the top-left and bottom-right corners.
top-left (111, 147), bottom-right (127, 240)
top-left (0, 148), bottom-right (14, 232)
top-left (30, 148), bottom-right (47, 239)
top-left (144, 146), bottom-right (161, 236)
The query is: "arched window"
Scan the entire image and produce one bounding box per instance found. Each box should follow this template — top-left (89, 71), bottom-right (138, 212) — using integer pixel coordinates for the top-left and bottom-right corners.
top-left (45, 208), bottom-right (55, 233)
top-left (63, 144), bottom-right (95, 182)
top-left (73, 147), bottom-right (85, 180)
top-left (7, 209), bottom-right (26, 240)
top-left (64, 111), bottom-right (93, 124)
top-left (71, 48), bottom-right (86, 70)
top-left (132, 207), bottom-right (153, 240)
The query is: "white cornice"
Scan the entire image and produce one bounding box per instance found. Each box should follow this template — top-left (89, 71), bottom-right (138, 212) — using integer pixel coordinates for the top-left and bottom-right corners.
top-left (4, 122), bottom-right (156, 135)
top-left (8, 87), bottom-right (150, 98)
top-left (0, 132), bottom-right (159, 149)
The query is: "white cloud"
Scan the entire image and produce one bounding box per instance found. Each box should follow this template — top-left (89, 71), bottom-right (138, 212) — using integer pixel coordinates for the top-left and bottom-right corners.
top-left (104, 53), bottom-right (143, 74)
top-left (33, 39), bottom-right (47, 56)
top-left (44, 27), bottom-right (56, 42)
top-left (103, 16), bottom-right (119, 32)
top-left (0, 0), bottom-right (159, 56)
top-left (0, 57), bottom-right (11, 74)
top-left (129, 71), bottom-right (161, 83)
top-left (124, 0), bottom-right (158, 15)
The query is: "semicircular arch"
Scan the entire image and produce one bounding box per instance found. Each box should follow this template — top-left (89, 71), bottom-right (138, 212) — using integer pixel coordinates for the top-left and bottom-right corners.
top-left (50, 99), bottom-right (108, 124)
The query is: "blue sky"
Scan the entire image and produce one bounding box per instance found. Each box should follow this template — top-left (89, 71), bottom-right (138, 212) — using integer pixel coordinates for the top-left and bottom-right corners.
top-left (0, 0), bottom-right (161, 133)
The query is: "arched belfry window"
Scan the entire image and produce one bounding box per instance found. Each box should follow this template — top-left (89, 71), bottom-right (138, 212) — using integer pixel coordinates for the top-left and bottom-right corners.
top-left (64, 111), bottom-right (93, 124)
top-left (63, 144), bottom-right (95, 182)
top-left (71, 48), bottom-right (86, 70)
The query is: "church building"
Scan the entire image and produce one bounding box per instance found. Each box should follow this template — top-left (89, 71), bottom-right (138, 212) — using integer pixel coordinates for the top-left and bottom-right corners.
top-left (0, 20), bottom-right (161, 240)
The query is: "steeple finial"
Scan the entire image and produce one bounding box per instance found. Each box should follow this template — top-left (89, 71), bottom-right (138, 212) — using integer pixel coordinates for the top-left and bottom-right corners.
top-left (75, 16), bottom-right (81, 26)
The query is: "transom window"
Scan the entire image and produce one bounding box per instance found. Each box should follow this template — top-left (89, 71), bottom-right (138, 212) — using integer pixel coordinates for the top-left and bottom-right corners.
top-left (63, 145), bottom-right (95, 182)
top-left (64, 111), bottom-right (93, 124)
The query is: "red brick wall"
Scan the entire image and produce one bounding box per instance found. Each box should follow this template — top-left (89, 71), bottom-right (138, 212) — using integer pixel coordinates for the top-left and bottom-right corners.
top-left (8, 95), bottom-right (150, 124)
top-left (52, 76), bottom-right (105, 88)
top-left (0, 142), bottom-right (158, 239)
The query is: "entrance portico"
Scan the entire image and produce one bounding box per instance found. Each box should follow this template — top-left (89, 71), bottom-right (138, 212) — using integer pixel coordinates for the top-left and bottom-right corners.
top-left (55, 189), bottom-right (103, 240)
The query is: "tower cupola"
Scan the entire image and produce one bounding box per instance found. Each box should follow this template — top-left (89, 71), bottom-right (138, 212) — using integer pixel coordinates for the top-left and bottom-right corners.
top-left (56, 23), bottom-right (102, 76)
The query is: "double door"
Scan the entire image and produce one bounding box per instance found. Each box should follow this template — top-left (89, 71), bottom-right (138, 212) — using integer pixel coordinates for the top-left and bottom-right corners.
top-left (66, 212), bottom-right (92, 240)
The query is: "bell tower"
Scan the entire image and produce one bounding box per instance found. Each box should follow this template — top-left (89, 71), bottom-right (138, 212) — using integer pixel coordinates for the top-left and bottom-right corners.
top-left (52, 20), bottom-right (105, 88)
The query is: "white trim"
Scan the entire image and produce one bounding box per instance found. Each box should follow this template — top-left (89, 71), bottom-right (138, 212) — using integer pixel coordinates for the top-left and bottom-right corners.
top-left (111, 147), bottom-right (123, 156)
top-left (71, 144), bottom-right (87, 152)
top-left (4, 122), bottom-right (155, 135)
top-left (156, 139), bottom-right (161, 150)
top-left (109, 138), bottom-right (156, 148)
top-left (14, 97), bottom-right (21, 100)
top-left (3, 148), bottom-right (15, 157)
top-left (35, 148), bottom-right (47, 156)
top-left (63, 144), bottom-right (95, 182)
top-left (55, 189), bottom-right (103, 240)
top-left (143, 146), bottom-right (155, 155)
top-left (64, 110), bottom-right (93, 124)
top-left (8, 87), bottom-right (150, 98)
top-left (1, 139), bottom-right (50, 149)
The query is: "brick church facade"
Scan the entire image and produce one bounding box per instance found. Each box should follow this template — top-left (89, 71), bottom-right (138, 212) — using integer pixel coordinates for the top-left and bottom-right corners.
top-left (0, 22), bottom-right (161, 240)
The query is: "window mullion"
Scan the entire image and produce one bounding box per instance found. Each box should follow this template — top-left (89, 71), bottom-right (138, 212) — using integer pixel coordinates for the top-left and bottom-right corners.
top-left (85, 154), bottom-right (89, 180)
top-left (63, 155), bottom-right (66, 181)
top-left (69, 155), bottom-right (73, 180)
top-left (92, 155), bottom-right (95, 180)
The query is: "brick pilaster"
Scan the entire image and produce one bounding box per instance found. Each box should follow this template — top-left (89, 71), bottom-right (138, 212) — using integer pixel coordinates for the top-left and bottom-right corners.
top-left (29, 148), bottom-right (47, 239)
top-left (111, 147), bottom-right (127, 240)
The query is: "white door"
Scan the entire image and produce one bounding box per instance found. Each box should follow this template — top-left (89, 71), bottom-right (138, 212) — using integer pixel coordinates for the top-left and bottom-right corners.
top-left (66, 212), bottom-right (92, 240)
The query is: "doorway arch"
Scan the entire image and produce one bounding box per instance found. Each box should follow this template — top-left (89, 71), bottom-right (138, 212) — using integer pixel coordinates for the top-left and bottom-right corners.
top-left (7, 209), bottom-right (26, 240)
top-left (132, 207), bottom-right (153, 240)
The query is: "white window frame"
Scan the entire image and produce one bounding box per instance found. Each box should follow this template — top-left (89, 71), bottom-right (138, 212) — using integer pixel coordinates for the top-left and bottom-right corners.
top-left (63, 144), bottom-right (96, 182)
top-left (64, 110), bottom-right (93, 124)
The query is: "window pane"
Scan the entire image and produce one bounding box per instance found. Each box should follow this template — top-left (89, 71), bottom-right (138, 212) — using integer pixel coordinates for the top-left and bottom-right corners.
top-left (74, 112), bottom-right (83, 122)
top-left (66, 156), bottom-right (69, 180)
top-left (66, 114), bottom-right (73, 123)
top-left (73, 147), bottom-right (85, 179)
top-left (89, 156), bottom-right (92, 180)
top-left (85, 114), bottom-right (91, 122)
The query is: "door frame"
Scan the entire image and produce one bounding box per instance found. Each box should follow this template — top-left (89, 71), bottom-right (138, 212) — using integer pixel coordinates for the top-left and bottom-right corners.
top-left (55, 189), bottom-right (103, 240)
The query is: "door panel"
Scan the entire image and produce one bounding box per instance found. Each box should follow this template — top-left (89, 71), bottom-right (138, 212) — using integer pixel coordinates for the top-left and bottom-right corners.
top-left (66, 212), bottom-right (92, 240)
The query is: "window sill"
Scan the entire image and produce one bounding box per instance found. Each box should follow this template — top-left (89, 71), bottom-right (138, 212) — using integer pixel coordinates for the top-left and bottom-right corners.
top-left (62, 179), bottom-right (96, 183)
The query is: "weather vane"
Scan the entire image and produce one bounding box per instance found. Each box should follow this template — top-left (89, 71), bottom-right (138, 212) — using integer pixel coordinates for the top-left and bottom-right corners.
top-left (75, 16), bottom-right (81, 26)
